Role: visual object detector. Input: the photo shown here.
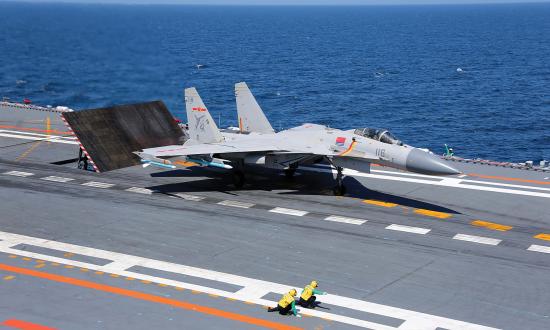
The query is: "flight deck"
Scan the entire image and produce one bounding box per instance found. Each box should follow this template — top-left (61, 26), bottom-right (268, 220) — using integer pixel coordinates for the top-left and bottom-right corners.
top-left (0, 103), bottom-right (549, 330)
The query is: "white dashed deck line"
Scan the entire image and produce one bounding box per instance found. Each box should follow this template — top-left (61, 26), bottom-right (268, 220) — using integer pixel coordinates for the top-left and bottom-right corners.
top-left (81, 181), bottom-right (115, 189)
top-left (125, 187), bottom-right (153, 195)
top-left (268, 207), bottom-right (309, 217)
top-left (324, 215), bottom-right (367, 225)
top-left (217, 200), bottom-right (255, 208)
top-left (41, 176), bottom-right (74, 183)
top-left (3, 170), bottom-right (34, 177)
top-left (173, 193), bottom-right (205, 201)
top-left (0, 230), bottom-right (500, 330)
top-left (386, 224), bottom-right (431, 235)
top-left (453, 234), bottom-right (501, 246)
top-left (527, 244), bottom-right (550, 254)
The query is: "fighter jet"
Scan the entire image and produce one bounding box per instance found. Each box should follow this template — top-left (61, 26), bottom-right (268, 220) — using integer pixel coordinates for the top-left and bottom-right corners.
top-left (135, 82), bottom-right (460, 195)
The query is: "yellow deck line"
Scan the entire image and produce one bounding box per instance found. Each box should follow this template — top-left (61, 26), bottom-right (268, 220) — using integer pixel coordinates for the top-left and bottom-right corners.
top-left (471, 220), bottom-right (512, 231)
top-left (15, 140), bottom-right (42, 162)
top-left (363, 200), bottom-right (398, 208)
top-left (413, 209), bottom-right (452, 219)
top-left (534, 233), bottom-right (550, 241)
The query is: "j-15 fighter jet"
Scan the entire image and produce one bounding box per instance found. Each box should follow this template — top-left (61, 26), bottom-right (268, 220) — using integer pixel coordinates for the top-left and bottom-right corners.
top-left (135, 82), bottom-right (460, 195)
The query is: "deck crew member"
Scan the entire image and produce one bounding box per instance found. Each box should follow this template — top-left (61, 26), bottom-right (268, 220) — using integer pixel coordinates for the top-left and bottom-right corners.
top-left (444, 144), bottom-right (454, 157)
top-left (299, 280), bottom-right (327, 308)
top-left (268, 289), bottom-right (298, 316)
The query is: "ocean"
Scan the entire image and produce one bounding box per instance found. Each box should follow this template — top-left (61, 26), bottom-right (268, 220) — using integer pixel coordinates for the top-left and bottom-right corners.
top-left (0, 2), bottom-right (549, 162)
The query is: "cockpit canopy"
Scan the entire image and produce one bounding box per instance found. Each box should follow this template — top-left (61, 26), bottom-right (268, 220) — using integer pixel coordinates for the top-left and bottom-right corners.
top-left (354, 128), bottom-right (403, 146)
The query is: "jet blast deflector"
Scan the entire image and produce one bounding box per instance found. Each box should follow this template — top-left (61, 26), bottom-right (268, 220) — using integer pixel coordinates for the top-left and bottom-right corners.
top-left (62, 101), bottom-right (184, 172)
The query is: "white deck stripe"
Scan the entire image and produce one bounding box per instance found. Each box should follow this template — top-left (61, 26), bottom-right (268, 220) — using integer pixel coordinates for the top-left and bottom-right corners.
top-left (385, 224), bottom-right (431, 235)
top-left (461, 178), bottom-right (550, 192)
top-left (268, 207), bottom-right (309, 217)
top-left (41, 176), bottom-right (74, 183)
top-left (3, 170), bottom-right (34, 177)
top-left (81, 181), bottom-right (115, 189)
top-left (0, 230), bottom-right (499, 330)
top-left (217, 200), bottom-right (255, 208)
top-left (173, 193), bottom-right (205, 201)
top-left (0, 129), bottom-right (74, 139)
top-left (125, 187), bottom-right (153, 195)
top-left (302, 166), bottom-right (550, 199)
top-left (324, 215), bottom-right (366, 225)
top-left (0, 131), bottom-right (78, 145)
top-left (527, 244), bottom-right (550, 254)
top-left (452, 234), bottom-right (501, 246)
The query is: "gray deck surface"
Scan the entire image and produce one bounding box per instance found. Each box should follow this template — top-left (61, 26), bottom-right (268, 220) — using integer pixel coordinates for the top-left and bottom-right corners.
top-left (0, 107), bottom-right (549, 330)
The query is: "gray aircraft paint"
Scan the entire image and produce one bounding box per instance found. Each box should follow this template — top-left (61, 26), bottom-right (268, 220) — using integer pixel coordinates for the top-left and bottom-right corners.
top-left (139, 84), bottom-right (460, 184)
top-left (235, 82), bottom-right (275, 134)
top-left (185, 87), bottom-right (223, 144)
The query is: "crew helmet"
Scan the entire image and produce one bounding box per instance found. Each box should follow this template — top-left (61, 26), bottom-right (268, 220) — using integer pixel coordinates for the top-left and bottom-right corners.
top-left (289, 289), bottom-right (297, 296)
top-left (310, 280), bottom-right (318, 288)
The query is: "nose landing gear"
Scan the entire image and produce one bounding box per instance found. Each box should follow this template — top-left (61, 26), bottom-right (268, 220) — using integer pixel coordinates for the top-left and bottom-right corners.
top-left (333, 166), bottom-right (346, 196)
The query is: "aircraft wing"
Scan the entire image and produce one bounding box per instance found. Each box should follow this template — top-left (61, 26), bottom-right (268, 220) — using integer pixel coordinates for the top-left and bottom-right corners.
top-left (140, 133), bottom-right (380, 163)
top-left (272, 141), bottom-right (380, 161)
top-left (141, 141), bottom-right (282, 157)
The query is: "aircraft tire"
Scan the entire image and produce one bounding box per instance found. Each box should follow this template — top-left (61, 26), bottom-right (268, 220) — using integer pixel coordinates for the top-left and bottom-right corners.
top-left (333, 185), bottom-right (346, 196)
top-left (284, 169), bottom-right (296, 179)
top-left (232, 171), bottom-right (245, 189)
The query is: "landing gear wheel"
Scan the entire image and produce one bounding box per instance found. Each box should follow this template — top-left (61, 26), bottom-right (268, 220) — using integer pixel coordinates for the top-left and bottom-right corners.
top-left (333, 184), bottom-right (347, 196)
top-left (284, 169), bottom-right (296, 179)
top-left (232, 171), bottom-right (245, 189)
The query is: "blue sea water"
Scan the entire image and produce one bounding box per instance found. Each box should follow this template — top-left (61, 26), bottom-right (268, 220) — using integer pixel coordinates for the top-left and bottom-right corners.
top-left (0, 2), bottom-right (549, 162)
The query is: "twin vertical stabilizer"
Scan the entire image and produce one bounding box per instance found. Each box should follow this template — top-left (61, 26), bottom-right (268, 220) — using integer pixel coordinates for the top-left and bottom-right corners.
top-left (235, 82), bottom-right (275, 134)
top-left (185, 87), bottom-right (224, 143)
top-left (185, 83), bottom-right (274, 143)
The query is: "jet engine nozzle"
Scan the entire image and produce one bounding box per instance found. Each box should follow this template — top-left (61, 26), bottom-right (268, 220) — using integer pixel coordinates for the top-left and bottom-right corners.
top-left (406, 149), bottom-right (461, 176)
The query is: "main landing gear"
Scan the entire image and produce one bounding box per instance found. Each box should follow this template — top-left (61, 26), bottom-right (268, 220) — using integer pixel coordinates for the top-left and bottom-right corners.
top-left (284, 164), bottom-right (298, 179)
top-left (333, 166), bottom-right (346, 196)
top-left (232, 170), bottom-right (245, 189)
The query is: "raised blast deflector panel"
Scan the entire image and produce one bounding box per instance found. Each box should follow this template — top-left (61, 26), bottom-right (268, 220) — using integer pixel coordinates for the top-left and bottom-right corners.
top-left (62, 101), bottom-right (183, 172)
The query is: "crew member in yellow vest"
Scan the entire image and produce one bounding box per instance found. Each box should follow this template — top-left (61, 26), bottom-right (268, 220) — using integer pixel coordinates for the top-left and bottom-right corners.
top-left (267, 289), bottom-right (298, 316)
top-left (299, 280), bottom-right (327, 308)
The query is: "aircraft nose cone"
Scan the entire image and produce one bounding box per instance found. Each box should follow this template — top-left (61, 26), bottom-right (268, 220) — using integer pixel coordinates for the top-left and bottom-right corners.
top-left (406, 149), bottom-right (461, 175)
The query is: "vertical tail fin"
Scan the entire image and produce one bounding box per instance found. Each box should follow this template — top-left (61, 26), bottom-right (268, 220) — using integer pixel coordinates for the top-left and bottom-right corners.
top-left (185, 87), bottom-right (223, 143)
top-left (235, 82), bottom-right (275, 134)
